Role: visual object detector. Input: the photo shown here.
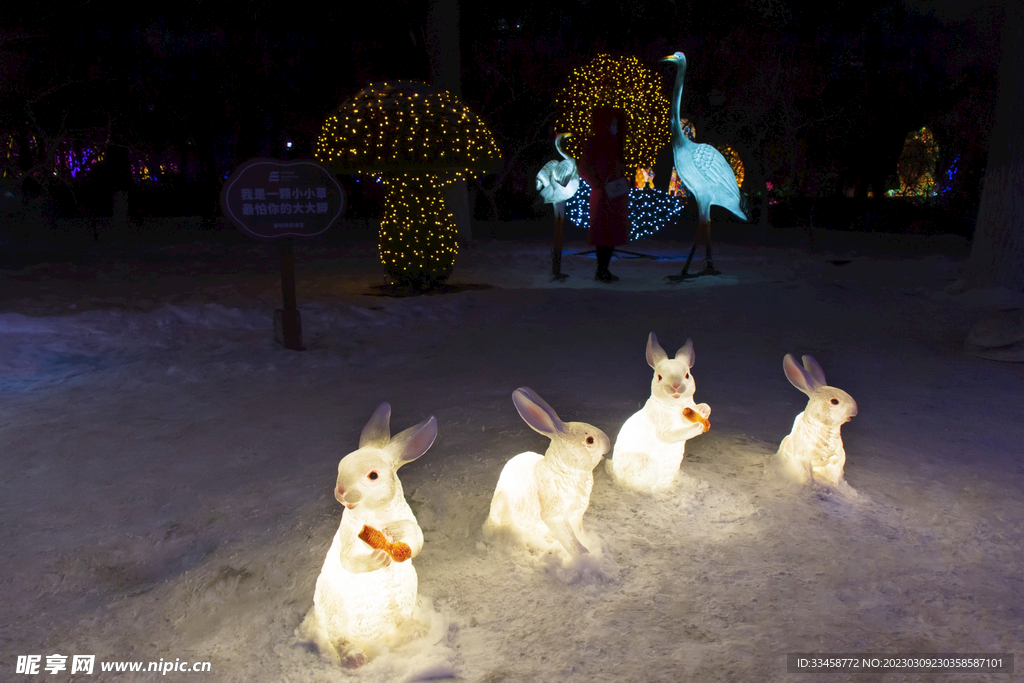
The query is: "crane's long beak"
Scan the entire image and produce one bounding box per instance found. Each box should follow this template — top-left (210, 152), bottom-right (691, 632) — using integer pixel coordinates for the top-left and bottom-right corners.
top-left (562, 132), bottom-right (572, 138)
top-left (661, 55), bottom-right (677, 62)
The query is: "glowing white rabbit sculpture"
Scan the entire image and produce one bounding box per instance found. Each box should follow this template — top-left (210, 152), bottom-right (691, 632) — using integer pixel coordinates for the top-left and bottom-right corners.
top-left (305, 403), bottom-right (437, 668)
top-left (484, 387), bottom-right (609, 558)
top-left (607, 333), bottom-right (711, 492)
top-left (777, 354), bottom-right (858, 488)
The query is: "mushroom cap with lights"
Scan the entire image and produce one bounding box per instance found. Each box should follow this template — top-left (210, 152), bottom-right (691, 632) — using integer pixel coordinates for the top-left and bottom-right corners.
top-left (316, 81), bottom-right (502, 288)
top-left (316, 81), bottom-right (501, 175)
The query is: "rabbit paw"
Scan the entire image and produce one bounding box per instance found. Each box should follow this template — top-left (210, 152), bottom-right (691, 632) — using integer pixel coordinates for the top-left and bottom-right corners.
top-left (369, 549), bottom-right (393, 570)
top-left (330, 638), bottom-right (367, 669)
top-left (340, 648), bottom-right (367, 670)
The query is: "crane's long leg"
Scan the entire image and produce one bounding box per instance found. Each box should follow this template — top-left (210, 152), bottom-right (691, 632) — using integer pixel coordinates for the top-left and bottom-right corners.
top-left (666, 217), bottom-right (710, 281)
top-left (700, 221), bottom-right (720, 275)
top-left (551, 201), bottom-right (569, 281)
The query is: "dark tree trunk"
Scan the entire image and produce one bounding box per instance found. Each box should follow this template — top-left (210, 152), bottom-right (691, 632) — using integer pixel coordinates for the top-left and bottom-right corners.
top-left (426, 0), bottom-right (473, 243)
top-left (966, 4), bottom-right (1024, 293)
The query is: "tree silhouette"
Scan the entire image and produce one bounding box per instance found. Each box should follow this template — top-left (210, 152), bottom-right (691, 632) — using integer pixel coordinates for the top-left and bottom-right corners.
top-left (966, 3), bottom-right (1024, 293)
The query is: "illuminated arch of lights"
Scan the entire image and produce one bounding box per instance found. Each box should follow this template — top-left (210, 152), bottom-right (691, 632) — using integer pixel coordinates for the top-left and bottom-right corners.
top-left (554, 54), bottom-right (670, 173)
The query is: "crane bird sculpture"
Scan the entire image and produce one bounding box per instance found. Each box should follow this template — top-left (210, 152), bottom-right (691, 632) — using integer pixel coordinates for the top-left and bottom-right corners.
top-left (536, 133), bottom-right (580, 281)
top-left (661, 52), bottom-right (747, 280)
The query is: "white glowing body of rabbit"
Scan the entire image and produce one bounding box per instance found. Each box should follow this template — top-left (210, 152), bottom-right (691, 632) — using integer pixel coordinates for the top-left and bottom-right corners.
top-left (304, 403), bottom-right (436, 668)
top-left (313, 491), bottom-right (422, 647)
top-left (778, 411), bottom-right (847, 487)
top-left (612, 397), bottom-right (707, 491)
top-left (609, 333), bottom-right (710, 492)
top-left (776, 354), bottom-right (857, 488)
top-left (484, 388), bottom-right (609, 558)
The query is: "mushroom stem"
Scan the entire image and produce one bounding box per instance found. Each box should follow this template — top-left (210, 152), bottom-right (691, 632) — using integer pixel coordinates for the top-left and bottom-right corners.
top-left (379, 173), bottom-right (459, 289)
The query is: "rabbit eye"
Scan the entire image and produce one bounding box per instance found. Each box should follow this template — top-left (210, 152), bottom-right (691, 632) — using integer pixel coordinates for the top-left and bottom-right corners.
top-left (685, 373), bottom-right (690, 379)
top-left (657, 374), bottom-right (662, 381)
top-left (830, 398), bottom-right (839, 405)
top-left (586, 436), bottom-right (595, 445)
top-left (368, 471), bottom-right (379, 480)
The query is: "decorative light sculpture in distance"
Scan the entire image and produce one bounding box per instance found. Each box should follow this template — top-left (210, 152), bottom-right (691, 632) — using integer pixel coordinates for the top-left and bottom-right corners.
top-left (661, 52), bottom-right (747, 279)
top-left (889, 126), bottom-right (940, 197)
top-left (564, 179), bottom-right (686, 241)
top-left (536, 133), bottom-right (580, 280)
top-left (316, 82), bottom-right (502, 289)
top-left (536, 133), bottom-right (580, 205)
top-left (554, 54), bottom-right (670, 176)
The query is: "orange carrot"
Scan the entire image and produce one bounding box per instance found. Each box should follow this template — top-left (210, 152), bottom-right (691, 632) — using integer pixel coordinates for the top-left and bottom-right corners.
top-left (358, 524), bottom-right (412, 562)
top-left (682, 407), bottom-right (710, 433)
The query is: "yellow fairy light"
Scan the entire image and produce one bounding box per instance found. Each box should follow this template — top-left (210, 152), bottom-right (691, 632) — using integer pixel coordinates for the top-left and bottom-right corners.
top-left (715, 145), bottom-right (745, 189)
top-left (554, 54), bottom-right (670, 173)
top-left (316, 81), bottom-right (502, 288)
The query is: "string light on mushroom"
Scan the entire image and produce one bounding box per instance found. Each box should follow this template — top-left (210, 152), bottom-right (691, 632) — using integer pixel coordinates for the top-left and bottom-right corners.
top-left (316, 81), bottom-right (501, 288)
top-left (554, 54), bottom-right (670, 174)
top-left (378, 172), bottom-right (462, 287)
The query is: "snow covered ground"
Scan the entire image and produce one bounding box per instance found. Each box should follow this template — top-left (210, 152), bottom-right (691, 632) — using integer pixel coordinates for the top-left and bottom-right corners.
top-left (1, 219), bottom-right (1022, 682)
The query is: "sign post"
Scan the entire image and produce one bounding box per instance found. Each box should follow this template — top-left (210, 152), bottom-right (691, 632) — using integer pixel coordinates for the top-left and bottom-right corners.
top-left (278, 239), bottom-right (301, 349)
top-left (220, 158), bottom-right (345, 350)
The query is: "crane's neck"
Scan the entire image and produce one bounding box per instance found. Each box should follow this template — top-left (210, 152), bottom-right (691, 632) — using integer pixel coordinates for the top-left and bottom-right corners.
top-left (671, 61), bottom-right (691, 147)
top-left (554, 134), bottom-right (571, 161)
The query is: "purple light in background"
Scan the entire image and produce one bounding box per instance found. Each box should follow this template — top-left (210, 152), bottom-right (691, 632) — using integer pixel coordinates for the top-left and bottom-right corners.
top-left (55, 145), bottom-right (101, 179)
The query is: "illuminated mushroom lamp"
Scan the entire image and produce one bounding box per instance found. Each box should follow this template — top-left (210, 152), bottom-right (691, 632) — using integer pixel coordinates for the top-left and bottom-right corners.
top-left (316, 81), bottom-right (502, 289)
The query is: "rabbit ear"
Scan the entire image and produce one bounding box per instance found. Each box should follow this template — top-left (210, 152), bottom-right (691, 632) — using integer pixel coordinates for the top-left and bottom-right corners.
top-left (783, 354), bottom-right (815, 396)
top-left (359, 402), bottom-right (392, 448)
top-left (390, 416), bottom-right (437, 467)
top-left (675, 338), bottom-right (695, 367)
top-left (646, 332), bottom-right (668, 369)
top-left (513, 387), bottom-right (566, 437)
top-left (801, 355), bottom-right (827, 389)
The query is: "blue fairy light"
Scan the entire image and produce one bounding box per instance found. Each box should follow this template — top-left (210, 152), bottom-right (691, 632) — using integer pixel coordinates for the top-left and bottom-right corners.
top-left (564, 179), bottom-right (685, 240)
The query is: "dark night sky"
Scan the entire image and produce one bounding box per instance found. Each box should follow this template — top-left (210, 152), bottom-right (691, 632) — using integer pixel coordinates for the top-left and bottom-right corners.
top-left (0, 0), bottom-right (1006, 223)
